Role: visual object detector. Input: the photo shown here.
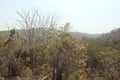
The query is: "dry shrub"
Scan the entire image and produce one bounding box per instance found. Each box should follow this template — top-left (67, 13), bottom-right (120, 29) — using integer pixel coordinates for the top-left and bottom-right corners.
top-left (20, 66), bottom-right (32, 77)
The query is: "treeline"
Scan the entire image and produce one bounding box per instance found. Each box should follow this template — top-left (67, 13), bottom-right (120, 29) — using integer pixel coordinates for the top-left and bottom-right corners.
top-left (0, 9), bottom-right (120, 80)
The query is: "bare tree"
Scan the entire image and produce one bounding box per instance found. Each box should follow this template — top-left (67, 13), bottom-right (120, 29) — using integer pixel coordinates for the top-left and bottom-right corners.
top-left (16, 9), bottom-right (60, 44)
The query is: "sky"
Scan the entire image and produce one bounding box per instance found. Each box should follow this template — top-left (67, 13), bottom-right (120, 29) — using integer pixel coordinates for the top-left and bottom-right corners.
top-left (0, 0), bottom-right (120, 34)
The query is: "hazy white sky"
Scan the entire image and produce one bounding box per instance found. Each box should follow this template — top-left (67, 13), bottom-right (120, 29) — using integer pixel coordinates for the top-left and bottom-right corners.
top-left (0, 0), bottom-right (120, 33)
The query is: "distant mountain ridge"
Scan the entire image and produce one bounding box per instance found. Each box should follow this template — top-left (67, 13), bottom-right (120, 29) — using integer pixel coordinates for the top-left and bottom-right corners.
top-left (0, 29), bottom-right (102, 39)
top-left (75, 32), bottom-right (101, 39)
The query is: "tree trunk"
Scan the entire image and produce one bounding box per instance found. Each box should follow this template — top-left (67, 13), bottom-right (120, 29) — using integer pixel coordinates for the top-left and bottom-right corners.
top-left (64, 70), bottom-right (68, 80)
top-left (52, 65), bottom-right (56, 80)
top-left (56, 68), bottom-right (62, 80)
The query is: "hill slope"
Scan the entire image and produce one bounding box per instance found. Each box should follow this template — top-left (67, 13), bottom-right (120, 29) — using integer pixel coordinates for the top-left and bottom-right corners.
top-left (0, 30), bottom-right (101, 39)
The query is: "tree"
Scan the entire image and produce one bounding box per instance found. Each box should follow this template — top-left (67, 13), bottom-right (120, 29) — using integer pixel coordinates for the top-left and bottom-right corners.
top-left (42, 26), bottom-right (88, 80)
top-left (0, 34), bottom-right (4, 47)
top-left (17, 9), bottom-right (60, 45)
top-left (5, 29), bottom-right (20, 77)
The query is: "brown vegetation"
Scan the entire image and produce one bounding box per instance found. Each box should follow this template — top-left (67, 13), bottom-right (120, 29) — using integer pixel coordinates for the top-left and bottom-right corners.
top-left (0, 9), bottom-right (120, 80)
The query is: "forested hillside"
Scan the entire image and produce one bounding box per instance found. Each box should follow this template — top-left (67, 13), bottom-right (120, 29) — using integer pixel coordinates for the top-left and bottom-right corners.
top-left (0, 30), bottom-right (101, 40)
top-left (97, 28), bottom-right (120, 50)
top-left (0, 10), bottom-right (120, 80)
